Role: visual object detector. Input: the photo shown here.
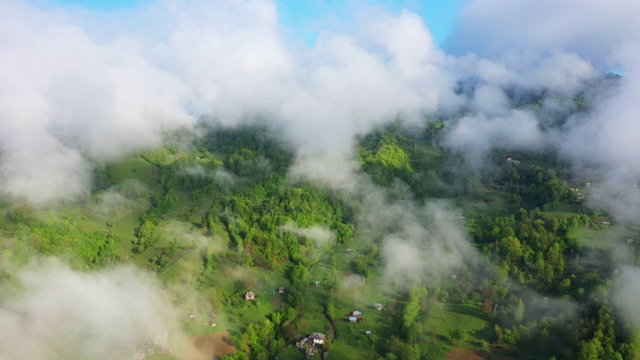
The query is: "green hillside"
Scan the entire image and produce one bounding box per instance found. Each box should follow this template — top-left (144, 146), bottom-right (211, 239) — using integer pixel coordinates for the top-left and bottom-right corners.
top-left (0, 122), bottom-right (637, 360)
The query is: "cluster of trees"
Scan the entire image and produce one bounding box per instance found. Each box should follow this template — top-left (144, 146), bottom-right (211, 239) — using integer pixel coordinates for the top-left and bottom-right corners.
top-left (358, 121), bottom-right (485, 200)
top-left (234, 319), bottom-right (284, 359)
top-left (2, 209), bottom-right (119, 269)
top-left (401, 286), bottom-right (429, 342)
top-left (206, 124), bottom-right (292, 181)
top-left (471, 205), bottom-right (638, 359)
top-left (351, 243), bottom-right (379, 278)
top-left (498, 165), bottom-right (577, 208)
top-left (132, 169), bottom-right (179, 253)
top-left (338, 284), bottom-right (434, 360)
top-left (222, 305), bottom-right (303, 359)
top-left (360, 135), bottom-right (414, 186)
top-left (217, 185), bottom-right (354, 270)
top-left (472, 209), bottom-right (583, 287)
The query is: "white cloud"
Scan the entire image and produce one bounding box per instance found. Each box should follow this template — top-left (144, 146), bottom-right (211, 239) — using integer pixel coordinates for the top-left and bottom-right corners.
top-left (0, 1), bottom-right (457, 205)
top-left (0, 259), bottom-right (192, 360)
top-left (444, 110), bottom-right (545, 167)
top-left (447, 0), bottom-right (640, 69)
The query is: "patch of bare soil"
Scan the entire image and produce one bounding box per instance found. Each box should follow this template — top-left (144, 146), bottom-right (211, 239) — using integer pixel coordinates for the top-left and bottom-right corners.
top-left (193, 331), bottom-right (237, 360)
top-left (446, 349), bottom-right (485, 360)
top-left (271, 297), bottom-right (286, 308)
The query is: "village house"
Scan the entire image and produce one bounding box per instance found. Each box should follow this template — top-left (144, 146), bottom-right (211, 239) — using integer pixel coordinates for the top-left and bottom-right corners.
top-left (506, 157), bottom-right (521, 165)
top-left (296, 332), bottom-right (327, 349)
top-left (349, 316), bottom-right (358, 323)
top-left (308, 332), bottom-right (327, 345)
top-left (278, 287), bottom-right (285, 294)
top-left (245, 291), bottom-right (256, 300)
top-left (352, 310), bottom-right (362, 317)
top-left (374, 303), bottom-right (383, 311)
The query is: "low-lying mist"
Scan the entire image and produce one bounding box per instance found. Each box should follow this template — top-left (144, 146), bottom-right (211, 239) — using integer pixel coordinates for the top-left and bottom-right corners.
top-left (2, 0), bottom-right (638, 218)
top-left (0, 259), bottom-right (200, 360)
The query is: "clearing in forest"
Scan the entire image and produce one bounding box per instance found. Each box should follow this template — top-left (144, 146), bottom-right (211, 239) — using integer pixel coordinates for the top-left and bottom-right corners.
top-left (192, 331), bottom-right (237, 360)
top-left (446, 349), bottom-right (485, 360)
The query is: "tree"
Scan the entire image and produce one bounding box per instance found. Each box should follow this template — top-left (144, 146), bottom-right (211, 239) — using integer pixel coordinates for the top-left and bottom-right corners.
top-left (352, 255), bottom-right (371, 277)
top-left (401, 344), bottom-right (421, 360)
top-left (513, 299), bottom-right (525, 323)
top-left (449, 328), bottom-right (467, 345)
top-left (384, 353), bottom-right (398, 360)
top-left (577, 338), bottom-right (604, 360)
top-left (481, 298), bottom-right (494, 313)
top-left (335, 223), bottom-right (355, 243)
top-left (290, 263), bottom-right (309, 287)
top-left (283, 324), bottom-right (297, 341)
top-left (402, 287), bottom-right (425, 339)
top-left (222, 353), bottom-right (249, 360)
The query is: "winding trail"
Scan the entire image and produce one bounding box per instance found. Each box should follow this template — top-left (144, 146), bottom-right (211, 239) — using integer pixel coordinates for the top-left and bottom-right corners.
top-left (324, 313), bottom-right (337, 343)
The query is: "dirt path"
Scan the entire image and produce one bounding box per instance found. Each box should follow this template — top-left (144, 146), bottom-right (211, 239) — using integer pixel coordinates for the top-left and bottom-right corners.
top-left (324, 313), bottom-right (337, 343)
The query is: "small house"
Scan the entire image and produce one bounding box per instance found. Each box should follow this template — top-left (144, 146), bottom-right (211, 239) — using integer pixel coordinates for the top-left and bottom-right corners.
top-left (278, 287), bottom-right (285, 294)
top-left (506, 157), bottom-right (520, 165)
top-left (308, 332), bottom-right (327, 345)
top-left (374, 303), bottom-right (383, 311)
top-left (245, 291), bottom-right (256, 300)
top-left (627, 239), bottom-right (635, 245)
top-left (352, 310), bottom-right (362, 317)
top-left (366, 330), bottom-right (372, 336)
top-left (315, 281), bottom-right (321, 287)
top-left (357, 316), bottom-right (363, 323)
top-left (346, 248), bottom-right (352, 254)
top-left (451, 275), bottom-right (457, 281)
top-left (349, 316), bottom-right (357, 323)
